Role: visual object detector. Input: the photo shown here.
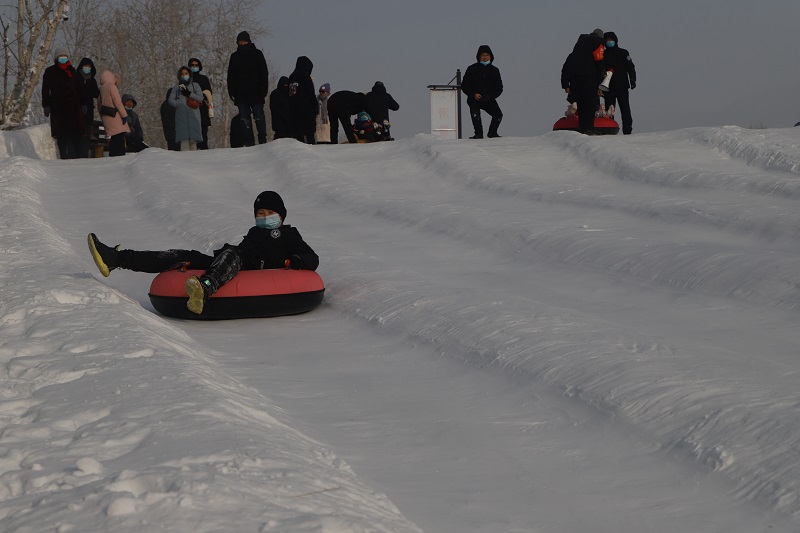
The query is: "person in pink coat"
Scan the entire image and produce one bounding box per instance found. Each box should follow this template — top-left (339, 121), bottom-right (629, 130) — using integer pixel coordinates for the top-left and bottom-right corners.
top-left (99, 70), bottom-right (130, 156)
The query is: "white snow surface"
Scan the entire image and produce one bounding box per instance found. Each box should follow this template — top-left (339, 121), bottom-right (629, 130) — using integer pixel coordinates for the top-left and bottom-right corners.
top-left (1, 125), bottom-right (800, 531)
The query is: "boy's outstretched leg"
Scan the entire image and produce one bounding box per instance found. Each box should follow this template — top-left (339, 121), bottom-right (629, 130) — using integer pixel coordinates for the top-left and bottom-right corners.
top-left (87, 233), bottom-right (120, 277)
top-left (184, 247), bottom-right (243, 315)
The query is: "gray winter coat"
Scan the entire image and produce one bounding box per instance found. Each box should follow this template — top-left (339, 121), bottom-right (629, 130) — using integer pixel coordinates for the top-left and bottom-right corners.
top-left (168, 79), bottom-right (204, 142)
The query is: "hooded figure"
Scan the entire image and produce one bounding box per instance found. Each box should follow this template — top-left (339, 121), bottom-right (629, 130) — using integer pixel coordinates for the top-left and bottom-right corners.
top-left (460, 44), bottom-right (504, 138)
top-left (561, 29), bottom-right (606, 133)
top-left (601, 31), bottom-right (636, 135)
top-left (188, 57), bottom-right (213, 149)
top-left (121, 93), bottom-right (145, 152)
top-left (365, 81), bottom-right (399, 140)
top-left (270, 76), bottom-right (292, 140)
top-left (98, 70), bottom-right (130, 156)
top-left (42, 47), bottom-right (86, 158)
top-left (288, 56), bottom-right (318, 144)
top-left (227, 32), bottom-right (269, 145)
top-left (168, 66), bottom-right (204, 150)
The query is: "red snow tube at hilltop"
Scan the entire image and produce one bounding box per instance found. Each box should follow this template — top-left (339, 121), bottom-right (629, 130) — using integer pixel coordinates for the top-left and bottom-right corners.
top-left (553, 115), bottom-right (620, 135)
top-left (148, 269), bottom-right (325, 320)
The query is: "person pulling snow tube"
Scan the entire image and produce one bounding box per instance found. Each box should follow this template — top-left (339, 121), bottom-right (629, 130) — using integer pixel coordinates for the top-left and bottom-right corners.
top-left (553, 115), bottom-right (620, 135)
top-left (149, 268), bottom-right (325, 320)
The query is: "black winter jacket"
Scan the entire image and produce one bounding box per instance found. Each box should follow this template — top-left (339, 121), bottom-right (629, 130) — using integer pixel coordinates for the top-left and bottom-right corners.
top-left (327, 90), bottom-right (367, 116)
top-left (562, 33), bottom-right (606, 86)
top-left (365, 82), bottom-right (399, 123)
top-left (461, 45), bottom-right (503, 104)
top-left (269, 76), bottom-right (292, 137)
top-left (232, 225), bottom-right (319, 271)
top-left (227, 43), bottom-right (269, 104)
top-left (188, 58), bottom-right (213, 126)
top-left (288, 56), bottom-right (318, 131)
top-left (601, 32), bottom-right (636, 91)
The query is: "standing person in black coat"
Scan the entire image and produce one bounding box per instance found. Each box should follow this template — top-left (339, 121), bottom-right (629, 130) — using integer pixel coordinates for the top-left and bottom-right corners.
top-left (365, 81), bottom-right (399, 141)
top-left (42, 47), bottom-right (85, 159)
top-left (270, 76), bottom-right (292, 139)
top-left (288, 56), bottom-right (318, 144)
top-left (189, 57), bottom-right (213, 148)
top-left (601, 32), bottom-right (636, 135)
top-left (461, 45), bottom-right (504, 139)
top-left (227, 31), bottom-right (269, 146)
top-left (561, 29), bottom-right (606, 134)
top-left (327, 90), bottom-right (367, 144)
top-left (76, 57), bottom-right (99, 158)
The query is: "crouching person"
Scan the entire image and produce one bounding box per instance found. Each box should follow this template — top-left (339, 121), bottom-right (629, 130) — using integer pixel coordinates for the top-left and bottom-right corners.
top-left (87, 191), bottom-right (319, 315)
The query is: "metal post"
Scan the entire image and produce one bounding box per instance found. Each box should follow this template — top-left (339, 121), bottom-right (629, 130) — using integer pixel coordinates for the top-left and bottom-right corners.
top-left (456, 69), bottom-right (462, 139)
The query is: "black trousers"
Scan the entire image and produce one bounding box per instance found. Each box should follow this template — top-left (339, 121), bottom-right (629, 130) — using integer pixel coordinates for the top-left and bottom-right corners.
top-left (603, 89), bottom-right (632, 134)
top-left (56, 137), bottom-right (84, 159)
top-left (570, 76), bottom-right (600, 133)
top-left (329, 110), bottom-right (356, 144)
top-left (119, 247), bottom-right (243, 296)
top-left (109, 133), bottom-right (126, 157)
top-left (467, 99), bottom-right (503, 136)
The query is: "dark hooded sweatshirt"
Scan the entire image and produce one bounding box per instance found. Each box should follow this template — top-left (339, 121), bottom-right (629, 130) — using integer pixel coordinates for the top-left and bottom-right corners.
top-left (269, 76), bottom-right (292, 138)
top-left (365, 82), bottom-right (399, 124)
top-left (562, 32), bottom-right (606, 85)
top-left (460, 45), bottom-right (503, 104)
top-left (601, 32), bottom-right (636, 91)
top-left (288, 56), bottom-right (318, 131)
top-left (77, 58), bottom-right (100, 132)
top-left (188, 57), bottom-right (213, 127)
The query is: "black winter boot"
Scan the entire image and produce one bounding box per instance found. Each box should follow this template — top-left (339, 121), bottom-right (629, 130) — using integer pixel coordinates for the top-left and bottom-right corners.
top-left (87, 233), bottom-right (120, 277)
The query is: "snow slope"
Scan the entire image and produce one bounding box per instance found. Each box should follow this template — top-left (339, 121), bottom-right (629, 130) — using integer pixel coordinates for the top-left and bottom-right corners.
top-left (1, 124), bottom-right (800, 531)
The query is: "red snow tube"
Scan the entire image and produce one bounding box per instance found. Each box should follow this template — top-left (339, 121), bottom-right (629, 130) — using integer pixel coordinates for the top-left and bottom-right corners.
top-left (148, 269), bottom-right (325, 320)
top-left (553, 115), bottom-right (620, 135)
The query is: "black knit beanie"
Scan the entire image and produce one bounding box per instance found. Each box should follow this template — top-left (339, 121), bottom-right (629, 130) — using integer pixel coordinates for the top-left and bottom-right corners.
top-left (253, 191), bottom-right (286, 220)
top-left (237, 31), bottom-right (251, 43)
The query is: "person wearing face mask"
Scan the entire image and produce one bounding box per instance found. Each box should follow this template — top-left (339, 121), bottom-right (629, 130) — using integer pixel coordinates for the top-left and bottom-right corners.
top-left (461, 45), bottom-right (504, 139)
top-left (226, 31), bottom-right (269, 146)
top-left (76, 57), bottom-right (100, 157)
top-left (561, 29), bottom-right (607, 134)
top-left (169, 66), bottom-right (204, 151)
top-left (87, 190), bottom-right (319, 315)
top-left (188, 57), bottom-right (213, 149)
top-left (601, 31), bottom-right (636, 135)
top-left (121, 93), bottom-right (146, 152)
top-left (269, 76), bottom-right (292, 140)
top-left (41, 47), bottom-right (86, 159)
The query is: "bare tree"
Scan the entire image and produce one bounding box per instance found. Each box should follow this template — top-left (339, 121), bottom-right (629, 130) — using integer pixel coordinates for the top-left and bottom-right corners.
top-left (60, 0), bottom-right (267, 149)
top-left (0, 0), bottom-right (70, 128)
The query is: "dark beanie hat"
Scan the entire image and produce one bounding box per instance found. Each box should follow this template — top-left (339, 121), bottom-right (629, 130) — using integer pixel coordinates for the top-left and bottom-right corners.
top-left (254, 191), bottom-right (286, 220)
top-left (237, 31), bottom-right (251, 43)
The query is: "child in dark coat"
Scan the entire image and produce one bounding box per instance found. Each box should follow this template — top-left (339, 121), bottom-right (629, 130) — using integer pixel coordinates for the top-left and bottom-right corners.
top-left (88, 191), bottom-right (319, 315)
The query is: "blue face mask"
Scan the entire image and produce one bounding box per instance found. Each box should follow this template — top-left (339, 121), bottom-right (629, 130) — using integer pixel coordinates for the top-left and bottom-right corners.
top-left (81, 66), bottom-right (92, 75)
top-left (180, 75), bottom-right (190, 83)
top-left (57, 57), bottom-right (68, 64)
top-left (605, 41), bottom-right (616, 48)
top-left (480, 60), bottom-right (491, 66)
top-left (255, 214), bottom-right (282, 229)
top-left (190, 67), bottom-right (200, 73)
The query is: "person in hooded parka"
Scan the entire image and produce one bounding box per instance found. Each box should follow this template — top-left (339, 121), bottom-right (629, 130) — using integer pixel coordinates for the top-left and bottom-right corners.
top-left (169, 66), bottom-right (204, 151)
top-left (461, 45), bottom-right (504, 139)
top-left (601, 31), bottom-right (636, 135)
top-left (365, 81), bottom-right (399, 141)
top-left (288, 56), bottom-right (318, 144)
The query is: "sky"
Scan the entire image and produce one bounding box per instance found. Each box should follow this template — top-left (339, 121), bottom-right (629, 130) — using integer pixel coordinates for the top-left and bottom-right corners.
top-left (2, 123), bottom-right (800, 530)
top-left (256, 0), bottom-right (800, 138)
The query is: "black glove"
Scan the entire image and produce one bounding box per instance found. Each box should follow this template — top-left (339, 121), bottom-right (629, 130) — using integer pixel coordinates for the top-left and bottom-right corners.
top-left (630, 81), bottom-right (636, 90)
top-left (289, 254), bottom-right (304, 270)
top-left (121, 116), bottom-right (128, 125)
top-left (179, 84), bottom-right (191, 97)
top-left (43, 106), bottom-right (50, 117)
